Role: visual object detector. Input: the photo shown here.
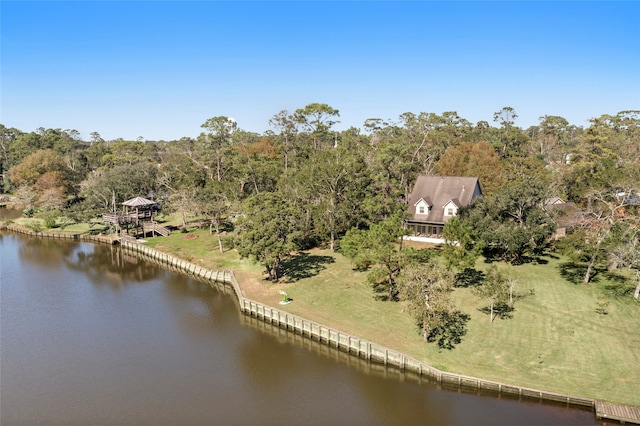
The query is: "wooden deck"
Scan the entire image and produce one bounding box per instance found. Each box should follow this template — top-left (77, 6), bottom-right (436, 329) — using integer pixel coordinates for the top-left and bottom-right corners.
top-left (142, 222), bottom-right (170, 237)
top-left (595, 400), bottom-right (640, 424)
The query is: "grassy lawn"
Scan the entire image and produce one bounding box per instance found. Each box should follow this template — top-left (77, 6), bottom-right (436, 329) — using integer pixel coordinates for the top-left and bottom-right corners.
top-left (141, 228), bottom-right (640, 407)
top-left (7, 217), bottom-right (637, 407)
top-left (422, 257), bottom-right (640, 406)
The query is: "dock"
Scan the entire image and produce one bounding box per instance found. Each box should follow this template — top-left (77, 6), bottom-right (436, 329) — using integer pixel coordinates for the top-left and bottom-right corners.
top-left (595, 400), bottom-right (640, 424)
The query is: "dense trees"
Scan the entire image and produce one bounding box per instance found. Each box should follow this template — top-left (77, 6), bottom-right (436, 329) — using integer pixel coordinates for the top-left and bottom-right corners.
top-left (565, 178), bottom-right (640, 284)
top-left (1, 106), bottom-right (638, 309)
top-left (434, 141), bottom-right (503, 195)
top-left (235, 192), bottom-right (305, 281)
top-left (8, 150), bottom-right (76, 210)
top-left (455, 178), bottom-right (554, 264)
top-left (200, 116), bottom-right (238, 182)
top-left (294, 148), bottom-right (370, 251)
top-left (340, 216), bottom-right (409, 300)
top-left (80, 163), bottom-right (158, 212)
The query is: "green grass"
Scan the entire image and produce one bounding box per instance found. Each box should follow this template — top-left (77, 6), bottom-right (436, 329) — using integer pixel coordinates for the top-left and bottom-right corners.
top-left (6, 207), bottom-right (636, 406)
top-left (141, 231), bottom-right (640, 407)
top-left (18, 217), bottom-right (635, 407)
top-left (420, 257), bottom-right (640, 406)
top-left (144, 227), bottom-right (263, 272)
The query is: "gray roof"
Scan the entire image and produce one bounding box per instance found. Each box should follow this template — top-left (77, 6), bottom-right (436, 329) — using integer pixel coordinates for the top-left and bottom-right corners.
top-left (122, 197), bottom-right (157, 207)
top-left (407, 176), bottom-right (481, 225)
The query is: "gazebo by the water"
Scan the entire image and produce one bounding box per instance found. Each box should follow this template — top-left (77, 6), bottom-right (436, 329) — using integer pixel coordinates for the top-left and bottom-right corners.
top-left (103, 196), bottom-right (169, 239)
top-left (121, 196), bottom-right (160, 225)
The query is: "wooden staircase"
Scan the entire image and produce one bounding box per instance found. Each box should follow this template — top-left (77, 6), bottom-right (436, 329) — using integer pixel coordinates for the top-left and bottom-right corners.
top-left (143, 222), bottom-right (171, 237)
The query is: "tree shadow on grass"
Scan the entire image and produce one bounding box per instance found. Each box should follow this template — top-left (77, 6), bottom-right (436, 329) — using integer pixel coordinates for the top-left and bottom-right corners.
top-left (602, 271), bottom-right (635, 297)
top-left (280, 252), bottom-right (335, 282)
top-left (454, 268), bottom-right (485, 288)
top-left (429, 310), bottom-right (470, 350)
top-left (478, 302), bottom-right (514, 320)
top-left (558, 261), bottom-right (601, 285)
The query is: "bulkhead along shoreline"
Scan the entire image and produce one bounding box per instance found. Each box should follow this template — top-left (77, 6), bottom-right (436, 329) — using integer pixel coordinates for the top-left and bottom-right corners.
top-left (5, 225), bottom-right (640, 424)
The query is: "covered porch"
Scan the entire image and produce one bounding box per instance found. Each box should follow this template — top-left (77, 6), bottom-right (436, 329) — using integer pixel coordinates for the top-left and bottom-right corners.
top-left (404, 221), bottom-right (445, 244)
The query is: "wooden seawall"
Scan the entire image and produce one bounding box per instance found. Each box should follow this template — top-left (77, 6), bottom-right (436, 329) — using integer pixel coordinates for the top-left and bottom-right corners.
top-left (3, 225), bottom-right (118, 244)
top-left (119, 241), bottom-right (597, 412)
top-left (5, 227), bottom-right (639, 423)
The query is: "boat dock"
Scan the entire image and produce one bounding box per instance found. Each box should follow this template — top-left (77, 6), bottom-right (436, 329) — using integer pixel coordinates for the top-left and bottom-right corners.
top-left (595, 400), bottom-right (640, 424)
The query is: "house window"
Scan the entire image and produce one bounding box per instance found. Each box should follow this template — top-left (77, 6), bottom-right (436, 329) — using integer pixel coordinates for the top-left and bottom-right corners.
top-left (446, 207), bottom-right (455, 216)
top-left (419, 206), bottom-right (425, 214)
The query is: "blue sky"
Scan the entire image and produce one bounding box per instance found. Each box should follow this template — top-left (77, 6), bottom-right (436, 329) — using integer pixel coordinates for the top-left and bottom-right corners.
top-left (2, 1), bottom-right (639, 141)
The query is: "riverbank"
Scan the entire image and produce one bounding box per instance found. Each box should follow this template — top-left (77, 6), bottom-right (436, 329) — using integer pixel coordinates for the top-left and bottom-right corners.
top-left (2, 231), bottom-right (601, 426)
top-left (117, 239), bottom-right (597, 411)
top-left (3, 224), bottom-right (639, 412)
top-left (142, 228), bottom-right (640, 410)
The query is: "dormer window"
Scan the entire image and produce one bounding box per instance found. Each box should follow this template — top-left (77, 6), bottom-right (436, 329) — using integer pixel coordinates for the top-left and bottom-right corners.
top-left (443, 200), bottom-right (458, 217)
top-left (415, 198), bottom-right (431, 215)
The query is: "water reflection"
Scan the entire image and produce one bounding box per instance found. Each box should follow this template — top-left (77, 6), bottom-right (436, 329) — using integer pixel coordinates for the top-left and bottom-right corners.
top-left (12, 235), bottom-right (164, 286)
top-left (64, 243), bottom-right (163, 285)
top-left (16, 236), bottom-right (79, 269)
top-left (0, 233), bottom-right (598, 425)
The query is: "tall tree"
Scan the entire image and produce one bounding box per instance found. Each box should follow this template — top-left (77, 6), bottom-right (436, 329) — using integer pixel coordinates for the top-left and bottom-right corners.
top-left (167, 188), bottom-right (198, 228)
top-left (340, 216), bottom-right (406, 300)
top-left (608, 222), bottom-right (640, 299)
top-left (530, 115), bottom-right (578, 163)
top-left (473, 265), bottom-right (511, 323)
top-left (434, 141), bottom-right (504, 195)
top-left (577, 181), bottom-right (640, 284)
top-left (398, 112), bottom-right (444, 178)
top-left (89, 131), bottom-right (104, 145)
top-left (492, 107), bottom-right (528, 158)
top-left (157, 138), bottom-right (208, 192)
top-left (235, 192), bottom-right (305, 281)
top-left (294, 103), bottom-right (340, 151)
top-left (366, 122), bottom-right (418, 207)
top-left (200, 116), bottom-right (238, 182)
top-left (0, 125), bottom-right (21, 190)
top-left (462, 178), bottom-right (554, 264)
top-left (398, 260), bottom-right (456, 342)
top-left (295, 149), bottom-right (370, 251)
top-left (196, 182), bottom-right (231, 253)
top-left (441, 215), bottom-right (484, 271)
top-left (233, 131), bottom-right (280, 197)
top-left (269, 110), bottom-right (299, 173)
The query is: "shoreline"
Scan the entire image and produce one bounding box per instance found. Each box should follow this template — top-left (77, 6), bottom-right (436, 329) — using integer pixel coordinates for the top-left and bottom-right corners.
top-left (0, 228), bottom-right (616, 411)
top-left (4, 225), bottom-right (640, 424)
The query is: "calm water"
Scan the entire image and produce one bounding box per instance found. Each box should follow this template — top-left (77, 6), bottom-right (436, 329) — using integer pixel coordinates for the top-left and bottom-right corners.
top-left (0, 233), bottom-right (597, 425)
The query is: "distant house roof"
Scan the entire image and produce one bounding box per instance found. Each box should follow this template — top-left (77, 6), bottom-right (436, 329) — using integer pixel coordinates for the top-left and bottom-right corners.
top-left (407, 176), bottom-right (481, 225)
top-left (544, 199), bottom-right (582, 228)
top-left (122, 197), bottom-right (157, 207)
top-left (545, 197), bottom-right (565, 206)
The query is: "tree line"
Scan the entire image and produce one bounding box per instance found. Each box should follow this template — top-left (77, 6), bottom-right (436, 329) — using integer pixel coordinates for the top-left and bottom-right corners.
top-left (1, 105), bottom-right (638, 346)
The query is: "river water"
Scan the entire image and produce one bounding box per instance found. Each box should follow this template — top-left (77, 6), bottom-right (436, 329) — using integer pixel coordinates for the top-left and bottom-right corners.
top-left (0, 232), bottom-right (596, 425)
